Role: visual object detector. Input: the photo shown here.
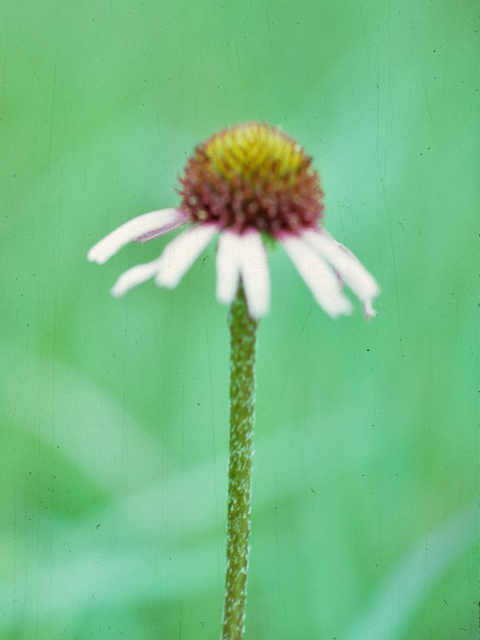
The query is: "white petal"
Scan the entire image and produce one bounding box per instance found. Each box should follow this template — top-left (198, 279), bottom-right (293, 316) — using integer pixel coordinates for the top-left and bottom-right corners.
top-left (110, 257), bottom-right (163, 297)
top-left (87, 209), bottom-right (185, 264)
top-left (134, 210), bottom-right (188, 244)
top-left (155, 223), bottom-right (219, 289)
top-left (303, 229), bottom-right (380, 318)
top-left (216, 230), bottom-right (242, 306)
top-left (237, 229), bottom-right (270, 319)
top-left (279, 233), bottom-right (353, 318)
top-left (362, 300), bottom-right (377, 321)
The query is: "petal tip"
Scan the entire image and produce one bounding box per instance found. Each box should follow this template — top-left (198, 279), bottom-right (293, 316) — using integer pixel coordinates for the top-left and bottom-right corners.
top-left (110, 285), bottom-right (124, 298)
top-left (363, 303), bottom-right (378, 321)
top-left (329, 299), bottom-right (354, 319)
top-left (154, 270), bottom-right (177, 290)
top-left (87, 246), bottom-right (106, 264)
top-left (249, 301), bottom-right (270, 320)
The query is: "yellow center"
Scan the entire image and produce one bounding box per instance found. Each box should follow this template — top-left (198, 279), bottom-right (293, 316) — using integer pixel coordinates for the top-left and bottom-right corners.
top-left (204, 123), bottom-right (306, 187)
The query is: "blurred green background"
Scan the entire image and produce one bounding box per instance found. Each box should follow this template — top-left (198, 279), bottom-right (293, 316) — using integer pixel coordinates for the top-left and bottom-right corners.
top-left (1, 0), bottom-right (477, 638)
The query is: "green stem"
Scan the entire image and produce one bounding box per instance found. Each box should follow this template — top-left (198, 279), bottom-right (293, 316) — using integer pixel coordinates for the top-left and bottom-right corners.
top-left (222, 285), bottom-right (258, 640)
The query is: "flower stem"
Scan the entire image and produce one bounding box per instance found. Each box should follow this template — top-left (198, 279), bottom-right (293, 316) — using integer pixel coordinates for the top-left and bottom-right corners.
top-left (222, 285), bottom-right (258, 640)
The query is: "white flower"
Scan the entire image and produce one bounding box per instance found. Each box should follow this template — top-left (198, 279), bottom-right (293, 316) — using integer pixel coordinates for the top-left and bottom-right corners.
top-left (88, 123), bottom-right (379, 320)
top-left (88, 207), bottom-right (379, 320)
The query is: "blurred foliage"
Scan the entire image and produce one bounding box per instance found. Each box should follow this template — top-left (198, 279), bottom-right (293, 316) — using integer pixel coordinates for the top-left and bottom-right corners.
top-left (0, 0), bottom-right (477, 638)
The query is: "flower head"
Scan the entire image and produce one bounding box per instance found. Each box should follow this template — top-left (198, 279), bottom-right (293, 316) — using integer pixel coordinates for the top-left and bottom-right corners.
top-left (178, 122), bottom-right (323, 235)
top-left (88, 122), bottom-right (379, 320)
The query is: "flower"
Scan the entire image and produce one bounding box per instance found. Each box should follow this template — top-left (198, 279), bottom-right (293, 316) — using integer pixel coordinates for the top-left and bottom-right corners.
top-left (88, 122), bottom-right (379, 320)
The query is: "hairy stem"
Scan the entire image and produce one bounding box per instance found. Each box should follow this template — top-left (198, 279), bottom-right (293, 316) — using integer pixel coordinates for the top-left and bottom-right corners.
top-left (221, 285), bottom-right (257, 640)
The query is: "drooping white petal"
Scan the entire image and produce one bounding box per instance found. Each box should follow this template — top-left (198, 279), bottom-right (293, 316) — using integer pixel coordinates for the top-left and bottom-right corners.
top-left (110, 257), bottom-right (164, 297)
top-left (216, 229), bottom-right (242, 307)
top-left (279, 233), bottom-right (353, 318)
top-left (302, 228), bottom-right (380, 319)
top-left (134, 210), bottom-right (189, 244)
top-left (87, 209), bottom-right (186, 264)
top-left (237, 228), bottom-right (270, 319)
top-left (155, 223), bottom-right (219, 289)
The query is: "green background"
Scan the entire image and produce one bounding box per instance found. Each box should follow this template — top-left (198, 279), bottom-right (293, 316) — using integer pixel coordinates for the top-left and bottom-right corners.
top-left (1, 0), bottom-right (477, 638)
